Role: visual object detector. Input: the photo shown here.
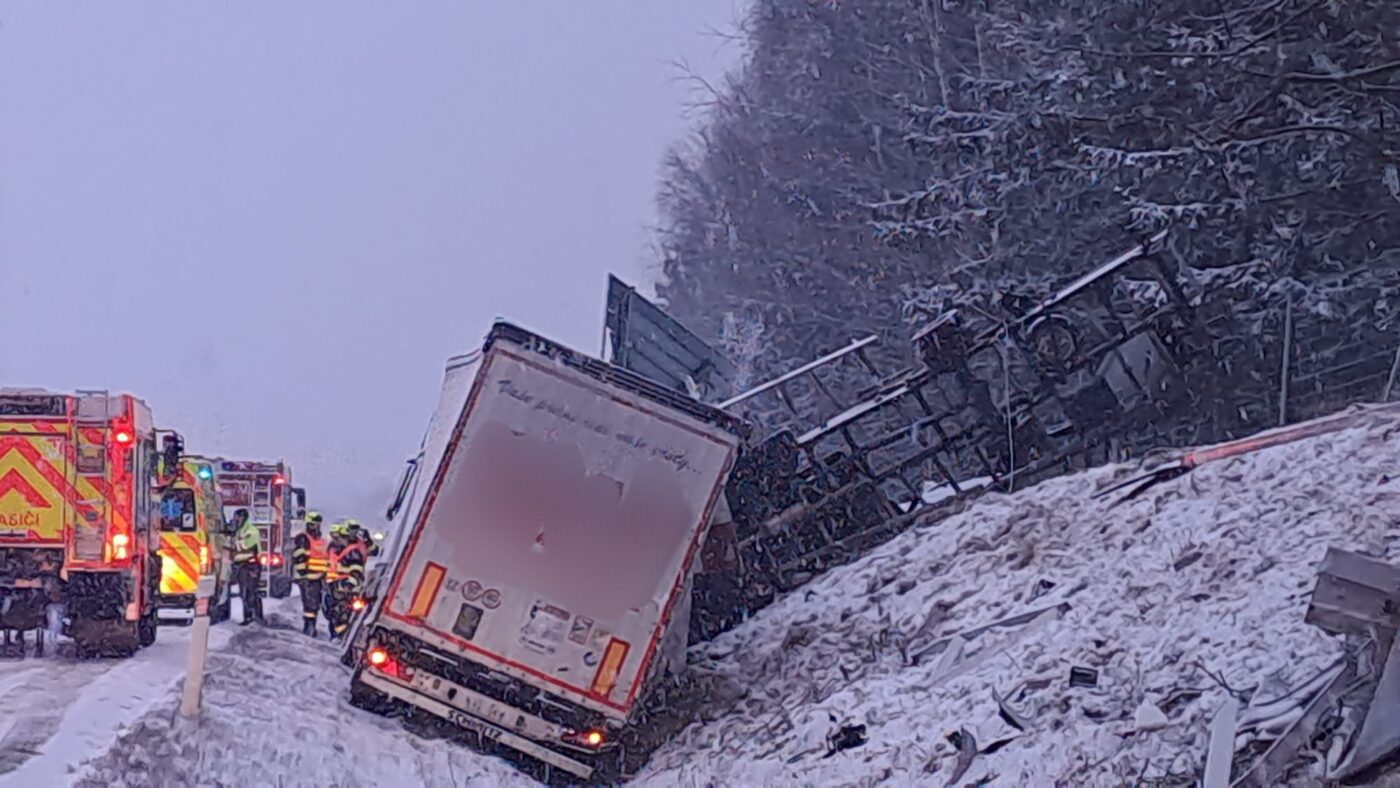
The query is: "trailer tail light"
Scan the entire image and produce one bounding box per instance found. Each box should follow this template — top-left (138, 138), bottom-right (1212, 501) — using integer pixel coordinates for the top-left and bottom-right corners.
top-left (366, 645), bottom-right (411, 680)
top-left (562, 728), bottom-right (607, 750)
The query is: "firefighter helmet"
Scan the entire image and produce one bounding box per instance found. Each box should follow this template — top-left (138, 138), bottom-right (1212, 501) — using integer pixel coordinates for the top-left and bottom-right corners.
top-left (306, 511), bottom-right (324, 524)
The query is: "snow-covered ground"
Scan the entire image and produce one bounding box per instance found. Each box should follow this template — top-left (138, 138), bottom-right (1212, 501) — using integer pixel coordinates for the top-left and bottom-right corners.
top-left (0, 620), bottom-right (237, 786)
top-left (66, 600), bottom-right (533, 788)
top-left (0, 599), bottom-right (533, 788)
top-left (640, 408), bottom-right (1400, 786)
top-left (5, 408), bottom-right (1399, 786)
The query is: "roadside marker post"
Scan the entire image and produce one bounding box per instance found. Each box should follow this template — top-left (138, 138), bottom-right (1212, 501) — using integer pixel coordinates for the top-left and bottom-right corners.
top-left (179, 575), bottom-right (216, 719)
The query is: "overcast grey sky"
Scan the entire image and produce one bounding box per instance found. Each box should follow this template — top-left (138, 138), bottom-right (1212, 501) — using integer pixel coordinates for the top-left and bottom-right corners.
top-left (0, 2), bottom-right (745, 520)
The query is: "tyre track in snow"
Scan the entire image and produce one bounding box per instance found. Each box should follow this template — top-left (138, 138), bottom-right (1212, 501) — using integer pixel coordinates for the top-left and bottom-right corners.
top-left (0, 658), bottom-right (111, 775)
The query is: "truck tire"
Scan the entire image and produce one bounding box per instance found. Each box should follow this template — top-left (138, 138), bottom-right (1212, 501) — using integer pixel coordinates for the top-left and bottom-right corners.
top-left (348, 675), bottom-right (395, 716)
top-left (586, 746), bottom-right (628, 787)
top-left (138, 609), bottom-right (157, 647)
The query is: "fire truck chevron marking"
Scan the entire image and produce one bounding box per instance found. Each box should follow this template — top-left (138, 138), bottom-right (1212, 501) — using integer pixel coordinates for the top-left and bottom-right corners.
top-left (27, 423), bottom-right (128, 531)
top-left (1, 436), bottom-right (96, 515)
top-left (0, 467), bottom-right (52, 508)
top-left (160, 533), bottom-right (204, 594)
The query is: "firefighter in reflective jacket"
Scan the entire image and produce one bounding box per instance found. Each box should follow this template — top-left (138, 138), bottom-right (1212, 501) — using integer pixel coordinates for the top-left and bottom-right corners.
top-left (291, 512), bottom-right (330, 637)
top-left (326, 522), bottom-right (366, 641)
top-left (230, 508), bottom-right (264, 625)
top-left (345, 519), bottom-right (381, 558)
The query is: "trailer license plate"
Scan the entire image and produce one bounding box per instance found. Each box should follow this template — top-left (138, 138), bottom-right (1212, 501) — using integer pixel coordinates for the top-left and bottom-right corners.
top-left (445, 709), bottom-right (505, 742)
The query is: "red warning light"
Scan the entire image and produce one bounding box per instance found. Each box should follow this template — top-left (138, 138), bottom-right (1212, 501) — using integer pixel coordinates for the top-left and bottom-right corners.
top-left (272, 474), bottom-right (286, 486)
top-left (113, 430), bottom-right (133, 445)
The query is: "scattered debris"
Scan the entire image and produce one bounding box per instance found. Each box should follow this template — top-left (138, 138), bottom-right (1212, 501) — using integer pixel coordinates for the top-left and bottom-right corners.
top-left (1202, 697), bottom-right (1239, 788)
top-left (1232, 660), bottom-right (1348, 786)
top-left (823, 722), bottom-right (868, 758)
top-left (944, 728), bottom-right (977, 787)
top-left (1172, 550), bottom-right (1204, 572)
top-left (1338, 636), bottom-right (1400, 783)
top-left (1299, 549), bottom-right (1400, 783)
top-left (1028, 578), bottom-right (1056, 601)
top-left (1131, 699), bottom-right (1169, 733)
top-left (931, 636), bottom-right (966, 680)
top-left (639, 415), bottom-right (1400, 785)
top-left (993, 686), bottom-right (1032, 732)
top-left (1069, 667), bottom-right (1098, 688)
top-left (980, 736), bottom-right (1017, 755)
top-left (1226, 548), bottom-right (1400, 785)
top-left (912, 602), bottom-right (1071, 666)
top-left (1305, 547), bottom-right (1400, 637)
top-left (1157, 687), bottom-right (1203, 717)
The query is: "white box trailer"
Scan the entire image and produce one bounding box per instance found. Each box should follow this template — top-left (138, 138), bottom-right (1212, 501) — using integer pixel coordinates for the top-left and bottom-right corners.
top-left (349, 323), bottom-right (742, 780)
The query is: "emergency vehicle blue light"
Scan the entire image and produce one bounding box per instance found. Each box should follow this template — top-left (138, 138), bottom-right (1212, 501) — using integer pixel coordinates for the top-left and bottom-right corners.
top-left (197, 466), bottom-right (213, 480)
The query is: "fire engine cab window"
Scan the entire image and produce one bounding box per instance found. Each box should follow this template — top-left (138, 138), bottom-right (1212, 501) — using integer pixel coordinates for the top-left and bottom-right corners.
top-left (159, 489), bottom-right (197, 532)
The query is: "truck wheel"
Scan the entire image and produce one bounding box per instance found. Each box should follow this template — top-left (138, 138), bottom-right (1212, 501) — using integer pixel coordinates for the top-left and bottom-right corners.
top-left (587, 745), bottom-right (628, 787)
top-left (138, 609), bottom-right (158, 647)
top-left (348, 675), bottom-right (395, 716)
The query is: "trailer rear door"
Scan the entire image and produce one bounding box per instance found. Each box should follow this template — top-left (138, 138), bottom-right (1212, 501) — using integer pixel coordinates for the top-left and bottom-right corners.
top-left (383, 338), bottom-right (739, 718)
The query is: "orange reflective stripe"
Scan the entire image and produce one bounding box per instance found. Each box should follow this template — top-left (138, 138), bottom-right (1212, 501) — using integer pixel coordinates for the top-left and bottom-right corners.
top-left (590, 638), bottom-right (630, 698)
top-left (407, 562), bottom-right (446, 619)
top-left (305, 536), bottom-right (330, 574)
top-left (328, 543), bottom-right (364, 577)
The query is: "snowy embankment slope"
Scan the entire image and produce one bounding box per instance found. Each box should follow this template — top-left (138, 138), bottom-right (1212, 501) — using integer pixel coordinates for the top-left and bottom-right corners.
top-left (641, 410), bottom-right (1400, 786)
top-left (71, 602), bottom-right (535, 788)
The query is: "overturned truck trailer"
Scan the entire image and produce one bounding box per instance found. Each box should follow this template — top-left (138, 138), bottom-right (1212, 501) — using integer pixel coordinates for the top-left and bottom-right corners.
top-left (349, 323), bottom-right (743, 781)
top-left (605, 231), bottom-right (1239, 640)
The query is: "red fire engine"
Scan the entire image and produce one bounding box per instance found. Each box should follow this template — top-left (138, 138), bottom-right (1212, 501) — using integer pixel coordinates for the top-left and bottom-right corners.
top-left (0, 389), bottom-right (183, 657)
top-left (211, 458), bottom-right (300, 598)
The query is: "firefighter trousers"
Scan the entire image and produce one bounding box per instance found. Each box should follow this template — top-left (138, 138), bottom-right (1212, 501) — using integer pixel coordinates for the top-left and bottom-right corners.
top-left (297, 578), bottom-right (324, 634)
top-left (235, 561), bottom-right (264, 623)
top-left (327, 581), bottom-right (355, 639)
